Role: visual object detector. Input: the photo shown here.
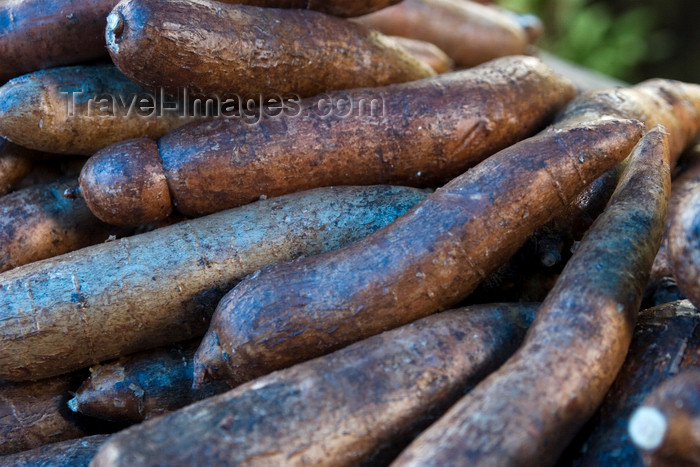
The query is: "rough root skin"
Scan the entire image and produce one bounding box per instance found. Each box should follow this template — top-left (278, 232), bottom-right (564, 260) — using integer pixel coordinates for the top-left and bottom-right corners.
top-left (192, 117), bottom-right (643, 387)
top-left (91, 304), bottom-right (537, 467)
top-left (0, 186), bottom-right (428, 381)
top-left (392, 127), bottom-right (671, 466)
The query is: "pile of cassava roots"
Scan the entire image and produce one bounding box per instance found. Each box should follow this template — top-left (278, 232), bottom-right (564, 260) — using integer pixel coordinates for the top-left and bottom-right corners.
top-left (1, 0), bottom-right (700, 466)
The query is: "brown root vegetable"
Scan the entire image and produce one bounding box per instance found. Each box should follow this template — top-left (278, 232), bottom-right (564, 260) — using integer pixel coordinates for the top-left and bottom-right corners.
top-left (668, 188), bottom-right (700, 310)
top-left (91, 303), bottom-right (537, 467)
top-left (564, 79), bottom-right (700, 223)
top-left (0, 0), bottom-right (407, 86)
top-left (649, 144), bottom-right (700, 284)
top-left (0, 178), bottom-right (132, 273)
top-left (69, 341), bottom-right (230, 423)
top-left (392, 127), bottom-right (671, 466)
top-left (559, 80), bottom-right (700, 165)
top-left (106, 0), bottom-right (434, 99)
top-left (78, 56), bottom-right (575, 225)
top-left (0, 185), bottom-right (428, 382)
top-left (390, 36), bottom-right (454, 73)
top-left (0, 138), bottom-right (36, 196)
top-left (192, 112), bottom-right (643, 387)
top-left (0, 373), bottom-right (113, 455)
top-left (0, 65), bottom-right (197, 155)
top-left (643, 145), bottom-right (700, 307)
top-left (0, 434), bottom-right (110, 467)
top-left (0, 0), bottom-right (119, 83)
top-left (629, 369), bottom-right (700, 466)
top-left (355, 0), bottom-right (541, 67)
top-left (559, 300), bottom-right (700, 466)
top-left (79, 139), bottom-right (174, 224)
top-left (525, 79), bottom-right (700, 274)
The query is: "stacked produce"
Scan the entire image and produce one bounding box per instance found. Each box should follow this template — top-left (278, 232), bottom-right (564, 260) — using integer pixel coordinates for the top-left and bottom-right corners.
top-left (90, 303), bottom-right (538, 466)
top-left (1, 0), bottom-right (700, 466)
top-left (76, 56), bottom-right (574, 223)
top-left (393, 127), bottom-right (671, 465)
top-left (560, 300), bottom-right (700, 465)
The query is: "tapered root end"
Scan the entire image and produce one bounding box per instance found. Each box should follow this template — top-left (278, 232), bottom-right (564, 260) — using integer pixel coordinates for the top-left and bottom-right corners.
top-left (192, 332), bottom-right (225, 389)
top-left (80, 138), bottom-right (173, 226)
top-left (683, 82), bottom-right (700, 118)
top-left (629, 406), bottom-right (668, 451)
top-left (0, 74), bottom-right (47, 151)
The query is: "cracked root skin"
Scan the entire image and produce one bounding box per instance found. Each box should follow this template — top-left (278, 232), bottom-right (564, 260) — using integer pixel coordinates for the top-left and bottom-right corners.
top-left (91, 304), bottom-right (537, 467)
top-left (544, 79), bottom-right (700, 244)
top-left (668, 147), bottom-right (700, 311)
top-left (80, 55), bottom-right (575, 224)
top-left (107, 0), bottom-right (434, 98)
top-left (71, 341), bottom-right (230, 423)
top-left (0, 139), bottom-right (36, 197)
top-left (193, 117), bottom-right (643, 388)
top-left (557, 80), bottom-right (700, 164)
top-left (393, 127), bottom-right (671, 467)
top-left (0, 185), bottom-right (428, 382)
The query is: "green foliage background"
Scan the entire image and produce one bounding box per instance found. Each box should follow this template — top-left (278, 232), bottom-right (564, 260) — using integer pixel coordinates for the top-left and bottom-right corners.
top-left (498, 0), bottom-right (700, 83)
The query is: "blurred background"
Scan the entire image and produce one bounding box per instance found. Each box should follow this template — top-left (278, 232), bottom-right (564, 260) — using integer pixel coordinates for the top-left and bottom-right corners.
top-left (498, 0), bottom-right (700, 83)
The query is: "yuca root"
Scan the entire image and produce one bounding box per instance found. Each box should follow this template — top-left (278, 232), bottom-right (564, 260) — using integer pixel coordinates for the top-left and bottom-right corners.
top-left (92, 304), bottom-right (537, 467)
top-left (393, 127), bottom-right (670, 466)
top-left (78, 56), bottom-right (575, 225)
top-left (192, 117), bottom-right (643, 387)
top-left (0, 186), bottom-right (428, 381)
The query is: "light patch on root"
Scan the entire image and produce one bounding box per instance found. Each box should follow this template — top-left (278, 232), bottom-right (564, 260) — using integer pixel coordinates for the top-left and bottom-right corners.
top-left (629, 406), bottom-right (668, 451)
